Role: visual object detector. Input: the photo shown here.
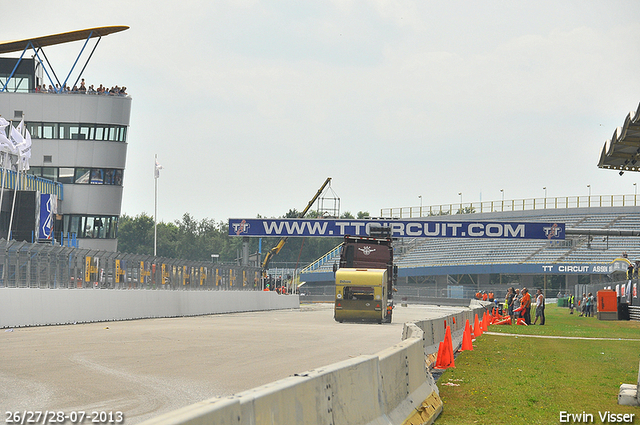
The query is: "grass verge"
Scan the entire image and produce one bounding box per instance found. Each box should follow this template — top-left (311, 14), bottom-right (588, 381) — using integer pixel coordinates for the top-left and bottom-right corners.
top-left (435, 304), bottom-right (640, 424)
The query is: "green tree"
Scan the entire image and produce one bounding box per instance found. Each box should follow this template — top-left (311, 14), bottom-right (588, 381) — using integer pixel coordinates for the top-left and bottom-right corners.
top-left (117, 213), bottom-right (154, 254)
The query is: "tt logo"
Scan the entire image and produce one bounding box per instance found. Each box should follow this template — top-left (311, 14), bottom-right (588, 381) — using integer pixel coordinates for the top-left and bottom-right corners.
top-left (358, 246), bottom-right (376, 256)
top-left (543, 224), bottom-right (562, 238)
top-left (232, 220), bottom-right (250, 235)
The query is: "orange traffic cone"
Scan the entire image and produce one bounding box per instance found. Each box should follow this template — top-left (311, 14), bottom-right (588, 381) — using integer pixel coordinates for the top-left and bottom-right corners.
top-left (434, 326), bottom-right (455, 369)
top-left (494, 317), bottom-right (511, 325)
top-left (516, 318), bottom-right (528, 326)
top-left (473, 313), bottom-right (482, 338)
top-left (460, 319), bottom-right (473, 351)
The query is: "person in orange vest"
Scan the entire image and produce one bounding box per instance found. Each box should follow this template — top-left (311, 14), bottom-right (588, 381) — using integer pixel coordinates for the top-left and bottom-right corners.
top-left (475, 292), bottom-right (481, 300)
top-left (263, 284), bottom-right (270, 291)
top-left (488, 292), bottom-right (494, 302)
top-left (520, 288), bottom-right (532, 325)
top-left (482, 292), bottom-right (488, 301)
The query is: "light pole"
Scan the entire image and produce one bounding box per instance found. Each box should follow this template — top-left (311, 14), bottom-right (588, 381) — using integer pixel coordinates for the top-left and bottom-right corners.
top-left (418, 195), bottom-right (422, 217)
top-left (543, 187), bottom-right (547, 208)
top-left (587, 184), bottom-right (591, 208)
top-left (634, 183), bottom-right (637, 206)
top-left (587, 184), bottom-right (591, 196)
top-left (458, 192), bottom-right (463, 212)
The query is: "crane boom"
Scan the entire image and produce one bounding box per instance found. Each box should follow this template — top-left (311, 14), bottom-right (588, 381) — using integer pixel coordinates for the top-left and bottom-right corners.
top-left (261, 178), bottom-right (332, 273)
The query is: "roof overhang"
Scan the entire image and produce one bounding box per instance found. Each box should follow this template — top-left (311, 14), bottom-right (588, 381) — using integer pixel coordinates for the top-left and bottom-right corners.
top-left (0, 26), bottom-right (129, 54)
top-left (597, 102), bottom-right (640, 173)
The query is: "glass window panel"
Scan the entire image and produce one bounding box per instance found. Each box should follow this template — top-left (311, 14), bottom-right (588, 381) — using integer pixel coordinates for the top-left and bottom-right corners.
top-left (102, 217), bottom-right (111, 239)
top-left (112, 216), bottom-right (118, 238)
top-left (108, 126), bottom-right (117, 141)
top-left (114, 169), bottom-right (123, 186)
top-left (42, 123), bottom-right (57, 139)
top-left (69, 125), bottom-right (81, 140)
top-left (84, 216), bottom-right (94, 238)
top-left (78, 125), bottom-right (90, 140)
top-left (26, 123), bottom-right (40, 138)
top-left (58, 167), bottom-right (74, 184)
top-left (41, 167), bottom-right (57, 181)
top-left (120, 127), bottom-right (127, 142)
top-left (30, 166), bottom-right (42, 177)
top-left (74, 168), bottom-right (90, 184)
top-left (59, 123), bottom-right (70, 139)
top-left (90, 169), bottom-right (104, 184)
top-left (95, 126), bottom-right (105, 141)
top-left (68, 216), bottom-right (80, 236)
top-left (93, 216), bottom-right (105, 238)
top-left (104, 169), bottom-right (115, 185)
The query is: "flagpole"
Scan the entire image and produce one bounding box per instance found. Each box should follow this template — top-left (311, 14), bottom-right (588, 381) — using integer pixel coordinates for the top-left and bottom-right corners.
top-left (154, 154), bottom-right (158, 256)
top-left (7, 120), bottom-right (17, 240)
top-left (0, 152), bottom-right (6, 221)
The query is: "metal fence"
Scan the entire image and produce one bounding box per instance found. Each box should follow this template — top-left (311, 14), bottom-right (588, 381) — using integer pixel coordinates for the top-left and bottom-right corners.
top-left (0, 239), bottom-right (262, 290)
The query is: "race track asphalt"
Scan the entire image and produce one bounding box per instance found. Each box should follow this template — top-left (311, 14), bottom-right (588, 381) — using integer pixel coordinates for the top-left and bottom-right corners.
top-left (1, 303), bottom-right (463, 424)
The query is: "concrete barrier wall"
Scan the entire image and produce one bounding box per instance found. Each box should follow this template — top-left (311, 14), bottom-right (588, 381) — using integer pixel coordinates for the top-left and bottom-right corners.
top-left (414, 304), bottom-right (488, 356)
top-left (0, 288), bottom-right (299, 328)
top-left (140, 302), bottom-right (489, 425)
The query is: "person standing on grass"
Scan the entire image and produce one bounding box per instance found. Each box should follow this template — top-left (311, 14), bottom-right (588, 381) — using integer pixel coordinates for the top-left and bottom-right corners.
top-left (579, 293), bottom-right (587, 316)
top-left (505, 288), bottom-right (514, 320)
top-left (587, 292), bottom-right (594, 317)
top-left (533, 289), bottom-right (545, 325)
top-left (569, 294), bottom-right (575, 314)
top-left (512, 288), bottom-right (521, 324)
top-left (520, 288), bottom-right (532, 325)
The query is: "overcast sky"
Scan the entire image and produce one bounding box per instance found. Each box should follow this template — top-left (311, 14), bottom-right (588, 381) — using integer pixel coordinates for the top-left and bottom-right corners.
top-left (5, 1), bottom-right (640, 223)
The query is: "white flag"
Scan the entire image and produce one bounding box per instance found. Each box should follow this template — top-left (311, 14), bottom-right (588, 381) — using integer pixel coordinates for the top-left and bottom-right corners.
top-left (19, 128), bottom-right (31, 171)
top-left (10, 122), bottom-right (23, 148)
top-left (155, 159), bottom-right (163, 179)
top-left (20, 127), bottom-right (31, 159)
top-left (0, 134), bottom-right (16, 154)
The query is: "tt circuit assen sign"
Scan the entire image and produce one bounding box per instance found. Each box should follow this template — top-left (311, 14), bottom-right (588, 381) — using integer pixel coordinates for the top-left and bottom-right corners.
top-left (228, 219), bottom-right (565, 240)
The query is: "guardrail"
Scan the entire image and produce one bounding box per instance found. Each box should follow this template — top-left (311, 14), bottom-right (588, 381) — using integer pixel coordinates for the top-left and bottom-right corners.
top-left (382, 194), bottom-right (640, 218)
top-left (139, 302), bottom-right (488, 425)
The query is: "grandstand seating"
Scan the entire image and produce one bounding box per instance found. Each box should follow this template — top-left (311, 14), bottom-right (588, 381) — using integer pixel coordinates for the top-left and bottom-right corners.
top-left (300, 207), bottom-right (640, 279)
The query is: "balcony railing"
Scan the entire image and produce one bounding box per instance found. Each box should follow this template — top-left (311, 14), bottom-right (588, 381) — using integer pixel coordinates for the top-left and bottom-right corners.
top-left (381, 194), bottom-right (640, 218)
top-left (0, 169), bottom-right (63, 199)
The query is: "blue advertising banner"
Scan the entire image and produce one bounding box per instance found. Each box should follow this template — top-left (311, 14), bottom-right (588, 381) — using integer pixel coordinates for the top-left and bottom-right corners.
top-left (228, 218), bottom-right (565, 240)
top-left (39, 194), bottom-right (55, 240)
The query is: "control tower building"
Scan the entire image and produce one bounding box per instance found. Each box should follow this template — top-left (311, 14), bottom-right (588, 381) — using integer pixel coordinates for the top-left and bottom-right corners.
top-left (0, 26), bottom-right (131, 252)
